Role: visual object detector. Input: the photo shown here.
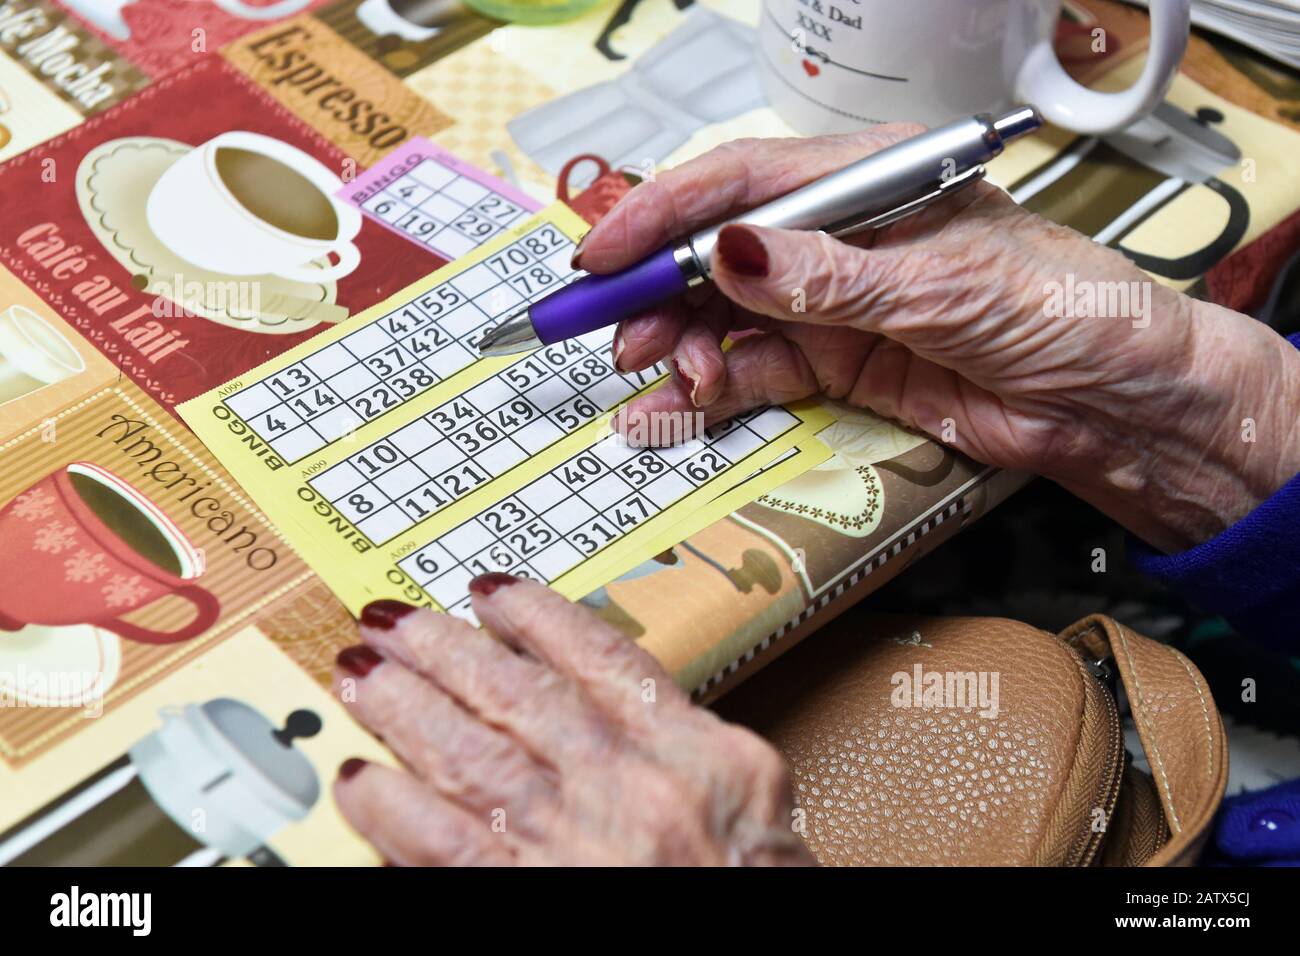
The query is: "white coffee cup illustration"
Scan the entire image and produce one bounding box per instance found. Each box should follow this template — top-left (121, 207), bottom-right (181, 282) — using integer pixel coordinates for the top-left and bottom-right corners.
top-left (211, 0), bottom-right (313, 20)
top-left (61, 0), bottom-right (312, 42)
top-left (759, 0), bottom-right (1191, 136)
top-left (356, 0), bottom-right (453, 41)
top-left (0, 305), bottom-right (86, 406)
top-left (60, 0), bottom-right (136, 40)
top-left (147, 131), bottom-right (362, 284)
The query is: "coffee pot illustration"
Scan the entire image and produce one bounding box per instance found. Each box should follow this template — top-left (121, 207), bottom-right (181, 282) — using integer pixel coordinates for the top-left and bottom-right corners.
top-left (0, 462), bottom-right (220, 644)
top-left (0, 701), bottom-right (322, 866)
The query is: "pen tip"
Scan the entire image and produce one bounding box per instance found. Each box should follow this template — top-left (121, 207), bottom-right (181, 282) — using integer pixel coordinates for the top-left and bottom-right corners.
top-left (476, 309), bottom-right (540, 356)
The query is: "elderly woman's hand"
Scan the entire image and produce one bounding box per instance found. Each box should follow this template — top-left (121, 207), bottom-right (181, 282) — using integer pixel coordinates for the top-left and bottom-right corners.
top-left (585, 125), bottom-right (1300, 554)
top-left (332, 575), bottom-right (814, 866)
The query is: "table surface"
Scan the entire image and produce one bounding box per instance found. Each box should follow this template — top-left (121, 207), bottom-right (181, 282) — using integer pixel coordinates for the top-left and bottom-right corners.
top-left (0, 0), bottom-right (1297, 865)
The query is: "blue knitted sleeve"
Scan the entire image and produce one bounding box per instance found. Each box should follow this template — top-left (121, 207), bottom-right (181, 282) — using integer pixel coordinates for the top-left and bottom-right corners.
top-left (1128, 332), bottom-right (1300, 655)
top-left (1128, 333), bottom-right (1300, 653)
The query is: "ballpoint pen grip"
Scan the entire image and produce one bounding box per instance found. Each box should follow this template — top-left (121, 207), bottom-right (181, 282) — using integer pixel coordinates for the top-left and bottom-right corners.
top-left (531, 245), bottom-right (689, 345)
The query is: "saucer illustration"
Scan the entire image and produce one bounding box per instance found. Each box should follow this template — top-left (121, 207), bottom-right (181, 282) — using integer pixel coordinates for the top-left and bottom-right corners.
top-left (75, 137), bottom-right (349, 334)
top-left (756, 462), bottom-right (886, 536)
top-left (755, 406), bottom-right (931, 537)
top-left (0, 622), bottom-right (122, 707)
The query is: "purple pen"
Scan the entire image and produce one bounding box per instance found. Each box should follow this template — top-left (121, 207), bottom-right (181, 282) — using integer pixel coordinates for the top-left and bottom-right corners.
top-left (476, 107), bottom-right (1041, 357)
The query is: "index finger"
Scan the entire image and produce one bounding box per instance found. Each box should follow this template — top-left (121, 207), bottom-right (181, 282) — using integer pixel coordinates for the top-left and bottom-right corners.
top-left (468, 575), bottom-right (692, 726)
top-left (574, 122), bottom-right (925, 274)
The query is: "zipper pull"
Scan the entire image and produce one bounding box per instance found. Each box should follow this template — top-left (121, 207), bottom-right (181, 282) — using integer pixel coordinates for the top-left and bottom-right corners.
top-left (1086, 656), bottom-right (1113, 682)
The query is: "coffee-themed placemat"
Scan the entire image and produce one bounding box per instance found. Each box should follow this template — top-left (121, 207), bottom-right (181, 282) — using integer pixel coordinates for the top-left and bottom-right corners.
top-left (1, 0), bottom-right (1299, 867)
top-left (0, 625), bottom-right (387, 866)
top-left (0, 55), bottom-right (441, 417)
top-left (0, 372), bottom-right (321, 764)
top-left (0, 0), bottom-right (151, 163)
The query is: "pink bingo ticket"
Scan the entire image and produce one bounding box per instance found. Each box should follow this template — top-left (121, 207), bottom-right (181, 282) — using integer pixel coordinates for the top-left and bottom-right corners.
top-left (341, 139), bottom-right (543, 263)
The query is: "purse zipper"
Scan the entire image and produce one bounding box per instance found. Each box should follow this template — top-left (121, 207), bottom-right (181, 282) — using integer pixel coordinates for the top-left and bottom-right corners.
top-left (1078, 654), bottom-right (1125, 866)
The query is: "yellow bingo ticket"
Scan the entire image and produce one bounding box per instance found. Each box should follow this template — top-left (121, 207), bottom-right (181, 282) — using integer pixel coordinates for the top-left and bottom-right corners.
top-left (180, 204), bottom-right (832, 621)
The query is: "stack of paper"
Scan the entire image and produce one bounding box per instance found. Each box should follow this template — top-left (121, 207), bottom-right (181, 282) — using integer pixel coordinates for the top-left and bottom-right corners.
top-left (1126, 0), bottom-right (1300, 68)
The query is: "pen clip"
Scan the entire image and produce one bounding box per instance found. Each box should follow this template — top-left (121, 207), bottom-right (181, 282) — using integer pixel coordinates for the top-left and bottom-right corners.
top-left (824, 164), bottom-right (987, 239)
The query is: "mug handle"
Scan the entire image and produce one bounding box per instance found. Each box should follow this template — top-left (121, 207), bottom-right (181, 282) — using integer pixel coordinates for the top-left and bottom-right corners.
top-left (102, 584), bottom-right (221, 645)
top-left (1014, 0), bottom-right (1190, 135)
top-left (557, 154), bottom-right (612, 203)
top-left (278, 241), bottom-right (361, 285)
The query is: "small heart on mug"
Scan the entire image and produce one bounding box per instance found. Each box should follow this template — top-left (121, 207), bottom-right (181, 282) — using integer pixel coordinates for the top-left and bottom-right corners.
top-left (801, 59), bottom-right (820, 77)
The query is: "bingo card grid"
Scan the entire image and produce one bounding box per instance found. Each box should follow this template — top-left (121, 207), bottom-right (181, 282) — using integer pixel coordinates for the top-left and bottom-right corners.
top-left (307, 334), bottom-right (669, 546)
top-left (397, 406), bottom-right (801, 622)
top-left (219, 222), bottom-right (587, 465)
top-left (358, 155), bottom-right (533, 259)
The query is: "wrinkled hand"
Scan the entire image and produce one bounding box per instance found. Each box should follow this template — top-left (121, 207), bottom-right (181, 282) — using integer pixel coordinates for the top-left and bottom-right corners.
top-left (584, 125), bottom-right (1300, 553)
top-left (333, 575), bottom-right (813, 866)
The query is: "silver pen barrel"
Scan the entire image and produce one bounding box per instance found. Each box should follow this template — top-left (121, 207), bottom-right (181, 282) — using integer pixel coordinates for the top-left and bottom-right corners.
top-left (683, 106), bottom-right (1041, 277)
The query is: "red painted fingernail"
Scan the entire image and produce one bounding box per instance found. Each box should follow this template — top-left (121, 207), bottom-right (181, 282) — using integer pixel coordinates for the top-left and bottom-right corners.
top-left (613, 330), bottom-right (627, 372)
top-left (360, 599), bottom-right (416, 631)
top-left (338, 757), bottom-right (368, 781)
top-left (570, 232), bottom-right (590, 269)
top-left (337, 644), bottom-right (384, 677)
top-left (717, 224), bottom-right (769, 278)
top-left (670, 358), bottom-right (702, 403)
top-left (468, 572), bottom-right (520, 597)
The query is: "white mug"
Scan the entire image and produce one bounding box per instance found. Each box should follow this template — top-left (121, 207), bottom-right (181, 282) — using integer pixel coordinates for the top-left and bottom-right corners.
top-left (759, 0), bottom-right (1192, 136)
top-left (147, 131), bottom-right (362, 284)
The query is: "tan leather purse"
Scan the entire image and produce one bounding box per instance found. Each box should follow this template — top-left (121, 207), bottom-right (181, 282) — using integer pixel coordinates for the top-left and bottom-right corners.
top-left (717, 613), bottom-right (1228, 866)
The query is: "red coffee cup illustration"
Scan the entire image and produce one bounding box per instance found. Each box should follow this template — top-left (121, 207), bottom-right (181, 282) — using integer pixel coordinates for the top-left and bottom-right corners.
top-left (0, 462), bottom-right (220, 644)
